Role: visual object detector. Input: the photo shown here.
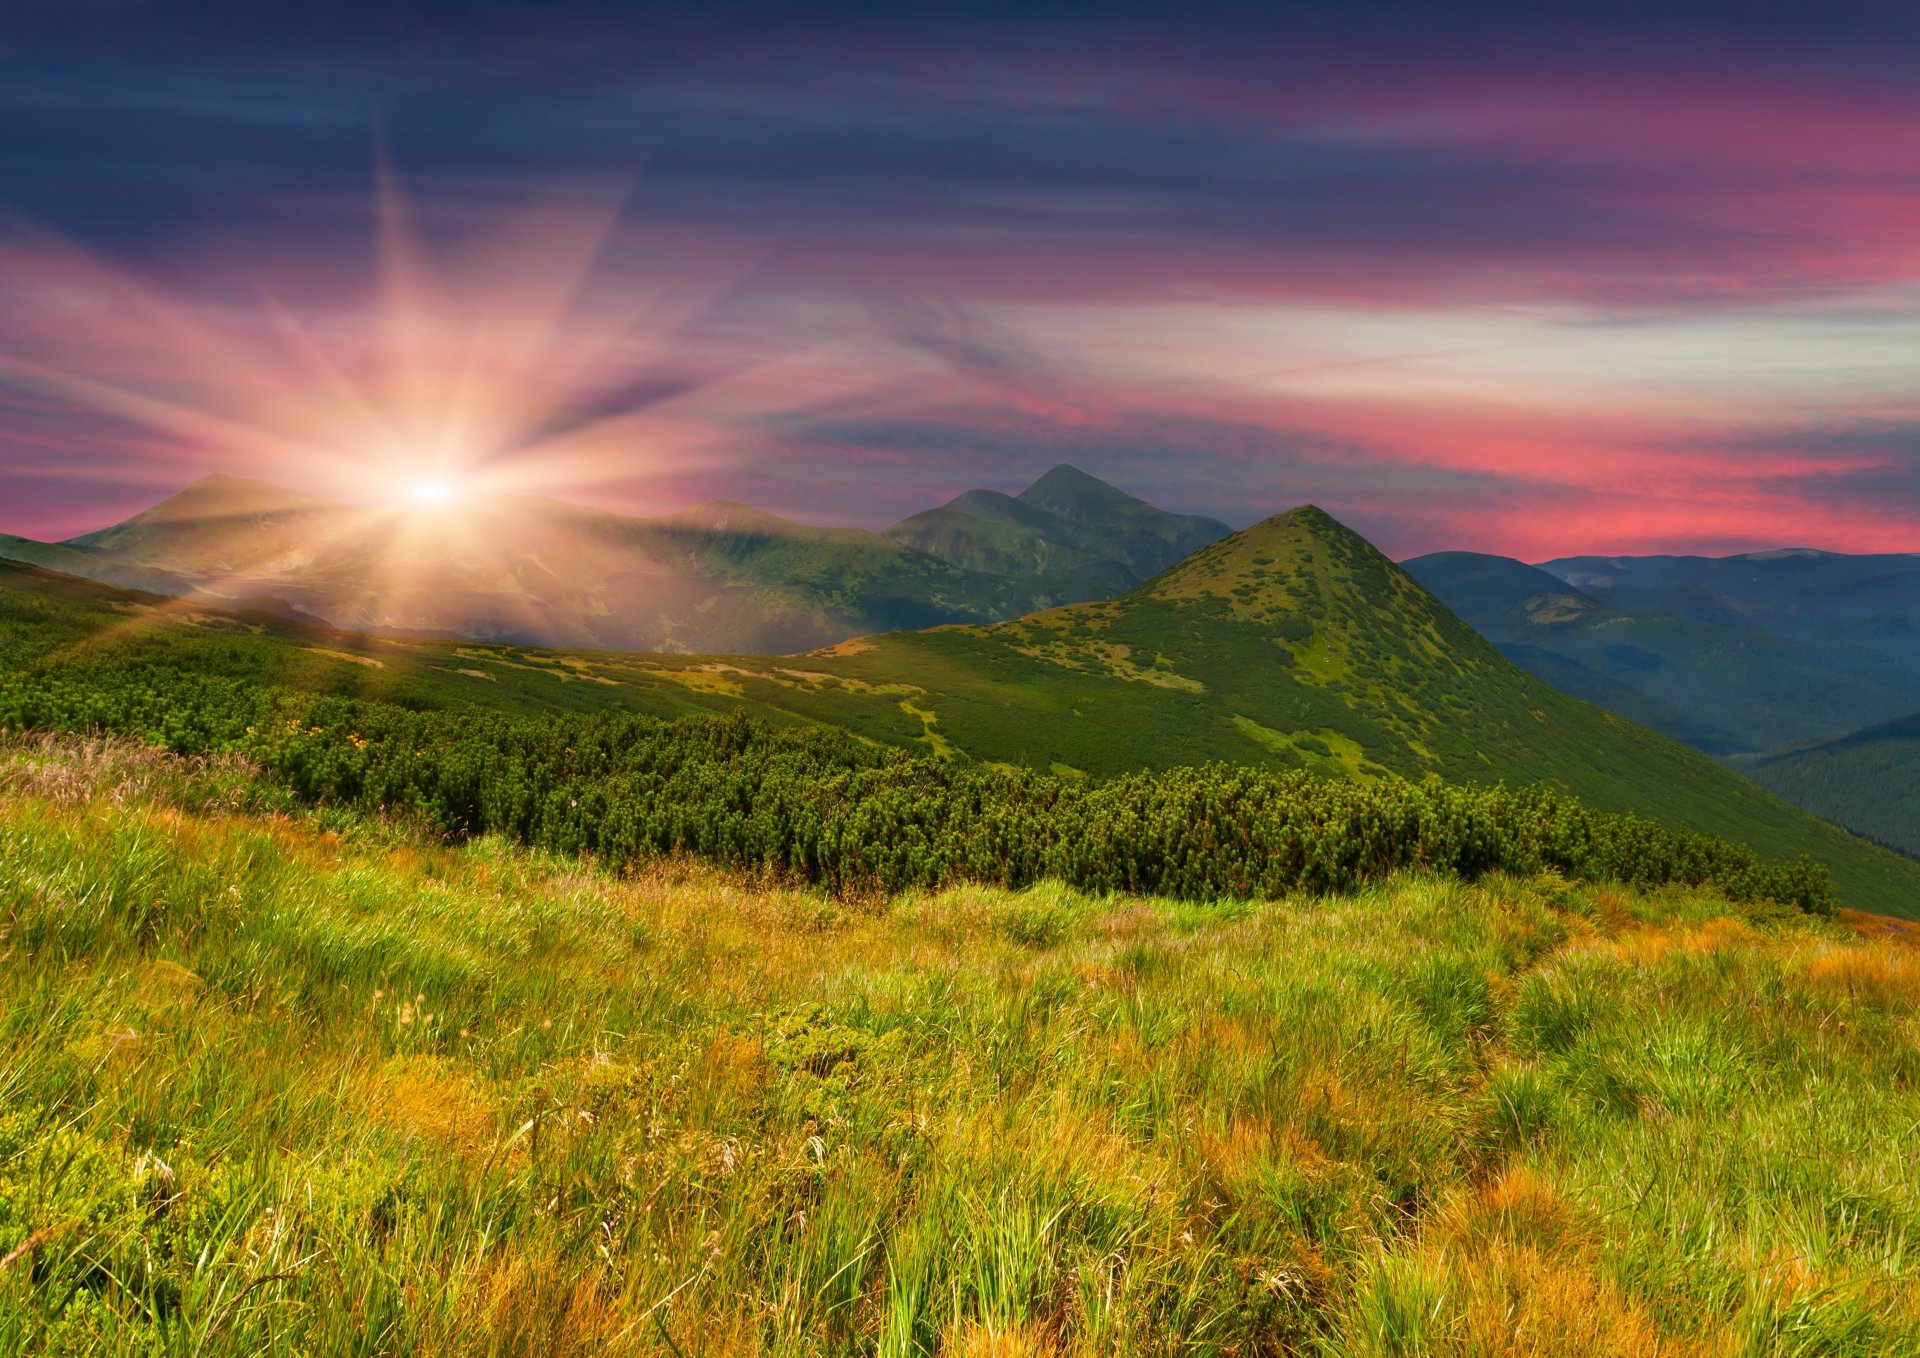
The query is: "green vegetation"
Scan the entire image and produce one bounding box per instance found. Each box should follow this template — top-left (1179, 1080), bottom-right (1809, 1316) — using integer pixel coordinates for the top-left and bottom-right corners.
top-left (1738, 711), bottom-right (1920, 858)
top-left (0, 650), bottom-right (1833, 910)
top-left (4, 737), bottom-right (1920, 1353)
top-left (884, 463), bottom-right (1230, 594)
top-left (808, 512), bottom-right (1920, 916)
top-left (6, 501), bottom-right (1918, 920)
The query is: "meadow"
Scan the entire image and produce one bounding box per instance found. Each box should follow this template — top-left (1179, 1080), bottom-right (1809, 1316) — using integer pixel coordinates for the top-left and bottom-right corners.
top-left (3, 735), bottom-right (1919, 1355)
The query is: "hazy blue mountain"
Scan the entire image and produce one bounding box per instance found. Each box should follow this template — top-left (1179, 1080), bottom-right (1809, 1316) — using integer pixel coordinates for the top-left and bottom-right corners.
top-left (1405, 549), bottom-right (1920, 755)
top-left (1540, 548), bottom-right (1920, 636)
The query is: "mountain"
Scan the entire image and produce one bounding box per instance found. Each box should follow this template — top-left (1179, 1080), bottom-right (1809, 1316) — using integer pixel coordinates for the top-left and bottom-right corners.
top-left (1540, 547), bottom-right (1920, 635)
top-left (1737, 712), bottom-right (1920, 859)
top-left (10, 507), bottom-right (1920, 915)
top-left (735, 509), bottom-right (1920, 913)
top-left (65, 473), bottom-right (344, 574)
top-left (44, 474), bottom-right (1120, 653)
top-left (1406, 550), bottom-right (1920, 754)
top-left (884, 463), bottom-right (1231, 595)
top-left (0, 531), bottom-right (194, 596)
top-left (38, 468), bottom-right (1231, 655)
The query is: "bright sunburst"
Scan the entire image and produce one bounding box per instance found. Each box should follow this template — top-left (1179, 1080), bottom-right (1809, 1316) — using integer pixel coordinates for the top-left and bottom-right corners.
top-left (405, 478), bottom-right (461, 510)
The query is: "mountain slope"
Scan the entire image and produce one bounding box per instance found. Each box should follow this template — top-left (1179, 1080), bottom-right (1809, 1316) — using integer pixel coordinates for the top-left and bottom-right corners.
top-left (0, 531), bottom-right (196, 596)
top-left (1738, 713), bottom-right (1920, 859)
top-left (8, 512), bottom-right (1919, 916)
top-left (54, 475), bottom-right (1102, 654)
top-left (780, 510), bottom-right (1920, 914)
top-left (1408, 549), bottom-right (1920, 753)
top-left (885, 463), bottom-right (1230, 594)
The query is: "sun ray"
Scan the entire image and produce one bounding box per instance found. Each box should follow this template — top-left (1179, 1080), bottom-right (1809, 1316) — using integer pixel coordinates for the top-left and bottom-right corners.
top-left (0, 141), bottom-right (940, 646)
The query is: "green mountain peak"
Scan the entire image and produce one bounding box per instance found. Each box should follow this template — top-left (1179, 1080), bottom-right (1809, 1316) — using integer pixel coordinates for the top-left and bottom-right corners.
top-left (887, 465), bottom-right (1231, 593)
top-left (1015, 462), bottom-right (1179, 525)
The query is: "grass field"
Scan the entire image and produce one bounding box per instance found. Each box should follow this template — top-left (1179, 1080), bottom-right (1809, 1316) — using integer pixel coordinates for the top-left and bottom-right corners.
top-left (4, 735), bottom-right (1920, 1354)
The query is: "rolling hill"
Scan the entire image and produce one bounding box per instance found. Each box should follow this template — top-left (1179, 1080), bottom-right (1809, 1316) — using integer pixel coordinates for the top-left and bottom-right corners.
top-left (8, 504), bottom-right (1918, 916)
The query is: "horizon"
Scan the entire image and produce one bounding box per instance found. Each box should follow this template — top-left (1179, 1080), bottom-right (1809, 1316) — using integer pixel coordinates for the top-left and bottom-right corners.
top-left (7, 2), bottom-right (1920, 559)
top-left (28, 464), bottom-right (1903, 567)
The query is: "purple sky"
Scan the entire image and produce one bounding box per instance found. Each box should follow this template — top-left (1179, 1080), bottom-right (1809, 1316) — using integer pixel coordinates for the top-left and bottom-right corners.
top-left (5, 0), bottom-right (1920, 559)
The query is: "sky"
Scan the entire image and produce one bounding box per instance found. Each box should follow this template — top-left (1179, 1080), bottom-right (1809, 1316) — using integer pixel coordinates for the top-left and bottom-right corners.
top-left (5, 0), bottom-right (1920, 560)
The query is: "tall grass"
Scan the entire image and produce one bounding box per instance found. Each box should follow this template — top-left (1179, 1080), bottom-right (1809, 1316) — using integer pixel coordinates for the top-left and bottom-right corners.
top-left (1, 738), bottom-right (1917, 1354)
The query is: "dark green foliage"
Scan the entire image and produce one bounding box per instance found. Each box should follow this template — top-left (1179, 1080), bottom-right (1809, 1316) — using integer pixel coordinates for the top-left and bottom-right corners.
top-left (0, 660), bottom-right (1834, 913)
top-left (1737, 711), bottom-right (1920, 858)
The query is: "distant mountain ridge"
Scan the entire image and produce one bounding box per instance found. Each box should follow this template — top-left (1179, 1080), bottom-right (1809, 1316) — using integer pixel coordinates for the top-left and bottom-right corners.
top-left (1404, 550), bottom-right (1920, 755)
top-left (0, 464), bottom-right (1228, 655)
top-left (1409, 544), bottom-right (1920, 867)
top-left (882, 463), bottom-right (1231, 594)
top-left (1540, 547), bottom-right (1920, 634)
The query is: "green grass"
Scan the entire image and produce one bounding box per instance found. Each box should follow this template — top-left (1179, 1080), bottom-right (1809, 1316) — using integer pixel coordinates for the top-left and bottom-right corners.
top-left (4, 736), bottom-right (1920, 1354)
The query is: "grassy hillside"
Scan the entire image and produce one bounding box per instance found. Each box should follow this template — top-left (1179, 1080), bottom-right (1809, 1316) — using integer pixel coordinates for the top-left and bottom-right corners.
top-left (4, 737), bottom-right (1920, 1354)
top-left (6, 507), bottom-right (1919, 918)
top-left (1738, 712), bottom-right (1920, 858)
top-left (793, 512), bottom-right (1920, 916)
top-left (0, 564), bottom-right (1837, 915)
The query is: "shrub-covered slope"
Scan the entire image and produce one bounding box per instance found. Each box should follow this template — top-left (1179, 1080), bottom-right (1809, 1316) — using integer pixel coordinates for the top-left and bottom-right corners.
top-left (806, 511), bottom-right (1920, 915)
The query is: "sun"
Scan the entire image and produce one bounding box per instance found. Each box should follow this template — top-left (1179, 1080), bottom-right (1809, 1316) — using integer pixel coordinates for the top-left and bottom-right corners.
top-left (405, 478), bottom-right (462, 509)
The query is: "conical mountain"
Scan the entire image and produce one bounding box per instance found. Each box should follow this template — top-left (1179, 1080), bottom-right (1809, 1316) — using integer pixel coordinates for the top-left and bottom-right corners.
top-left (800, 506), bottom-right (1920, 912)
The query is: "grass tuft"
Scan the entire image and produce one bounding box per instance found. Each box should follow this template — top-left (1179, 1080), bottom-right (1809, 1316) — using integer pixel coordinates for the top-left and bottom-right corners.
top-left (3, 737), bottom-right (1919, 1353)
